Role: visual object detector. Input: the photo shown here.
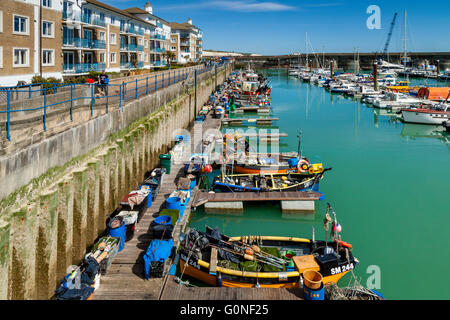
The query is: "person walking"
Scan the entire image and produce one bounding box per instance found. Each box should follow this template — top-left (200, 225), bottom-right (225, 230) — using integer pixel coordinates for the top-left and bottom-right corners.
top-left (98, 70), bottom-right (109, 96)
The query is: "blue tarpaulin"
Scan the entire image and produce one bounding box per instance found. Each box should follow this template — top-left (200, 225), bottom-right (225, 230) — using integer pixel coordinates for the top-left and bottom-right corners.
top-left (143, 239), bottom-right (174, 280)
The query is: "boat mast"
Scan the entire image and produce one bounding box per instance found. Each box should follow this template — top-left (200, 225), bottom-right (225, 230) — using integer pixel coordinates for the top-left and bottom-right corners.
top-left (403, 9), bottom-right (409, 81)
top-left (305, 32), bottom-right (308, 69)
top-left (297, 131), bottom-right (302, 159)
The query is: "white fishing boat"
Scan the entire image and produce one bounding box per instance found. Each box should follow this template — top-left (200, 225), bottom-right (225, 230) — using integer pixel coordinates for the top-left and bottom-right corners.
top-left (439, 70), bottom-right (450, 81)
top-left (401, 104), bottom-right (450, 125)
top-left (372, 92), bottom-right (423, 109)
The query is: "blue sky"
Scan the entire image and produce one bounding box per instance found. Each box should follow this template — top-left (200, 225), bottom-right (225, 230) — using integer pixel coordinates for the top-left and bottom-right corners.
top-left (107, 0), bottom-right (449, 55)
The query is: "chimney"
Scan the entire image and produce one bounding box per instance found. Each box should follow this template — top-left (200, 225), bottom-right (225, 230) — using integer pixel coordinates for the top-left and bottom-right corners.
top-left (144, 1), bottom-right (153, 14)
top-left (188, 18), bottom-right (192, 25)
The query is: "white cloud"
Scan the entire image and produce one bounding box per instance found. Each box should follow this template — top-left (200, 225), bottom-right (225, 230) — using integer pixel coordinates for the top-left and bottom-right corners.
top-left (160, 1), bottom-right (296, 12)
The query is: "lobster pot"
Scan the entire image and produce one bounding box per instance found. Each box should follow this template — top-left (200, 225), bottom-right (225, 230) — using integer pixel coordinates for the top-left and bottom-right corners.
top-left (303, 283), bottom-right (325, 301)
top-left (149, 261), bottom-right (165, 278)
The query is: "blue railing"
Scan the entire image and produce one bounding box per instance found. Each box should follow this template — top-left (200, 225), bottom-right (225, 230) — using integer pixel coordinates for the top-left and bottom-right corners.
top-left (138, 62), bottom-right (145, 68)
top-left (137, 29), bottom-right (145, 36)
top-left (137, 45), bottom-right (144, 52)
top-left (93, 17), bottom-right (106, 27)
top-left (81, 14), bottom-right (92, 24)
top-left (0, 62), bottom-right (229, 142)
top-left (120, 62), bottom-right (133, 69)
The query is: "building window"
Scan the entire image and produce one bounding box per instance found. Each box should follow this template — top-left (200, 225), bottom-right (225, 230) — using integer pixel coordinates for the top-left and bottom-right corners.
top-left (110, 33), bottom-right (116, 45)
top-left (138, 38), bottom-right (142, 45)
top-left (144, 40), bottom-right (148, 48)
top-left (42, 21), bottom-right (54, 37)
top-left (13, 48), bottom-right (29, 67)
top-left (171, 38), bottom-right (176, 43)
top-left (99, 31), bottom-right (105, 41)
top-left (42, 49), bottom-right (54, 66)
top-left (13, 15), bottom-right (28, 34)
top-left (0, 47), bottom-right (3, 68)
top-left (111, 52), bottom-right (116, 64)
top-left (110, 16), bottom-right (115, 25)
top-left (0, 11), bottom-right (3, 33)
top-left (99, 52), bottom-right (106, 63)
top-left (42, 0), bottom-right (52, 8)
top-left (171, 46), bottom-right (176, 51)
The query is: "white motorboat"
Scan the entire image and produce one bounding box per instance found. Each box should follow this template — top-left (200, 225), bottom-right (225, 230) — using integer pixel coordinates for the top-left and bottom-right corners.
top-left (401, 104), bottom-right (450, 125)
top-left (372, 92), bottom-right (423, 109)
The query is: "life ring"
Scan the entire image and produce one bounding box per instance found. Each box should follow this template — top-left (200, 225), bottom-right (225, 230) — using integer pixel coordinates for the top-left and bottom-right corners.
top-left (308, 166), bottom-right (314, 174)
top-left (334, 239), bottom-right (353, 249)
top-left (298, 159), bottom-right (310, 173)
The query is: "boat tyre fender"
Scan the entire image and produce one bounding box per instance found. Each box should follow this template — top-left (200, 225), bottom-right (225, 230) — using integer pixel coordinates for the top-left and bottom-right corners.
top-left (298, 160), bottom-right (310, 173)
top-left (335, 239), bottom-right (353, 249)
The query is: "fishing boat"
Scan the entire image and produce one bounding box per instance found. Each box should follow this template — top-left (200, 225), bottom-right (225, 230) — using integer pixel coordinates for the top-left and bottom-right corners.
top-left (443, 120), bottom-right (450, 132)
top-left (401, 104), bottom-right (450, 125)
top-left (211, 170), bottom-right (330, 193)
top-left (178, 207), bottom-right (358, 288)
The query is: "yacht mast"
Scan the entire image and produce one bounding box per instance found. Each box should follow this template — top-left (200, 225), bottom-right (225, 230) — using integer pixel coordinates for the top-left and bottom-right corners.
top-left (305, 32), bottom-right (309, 68)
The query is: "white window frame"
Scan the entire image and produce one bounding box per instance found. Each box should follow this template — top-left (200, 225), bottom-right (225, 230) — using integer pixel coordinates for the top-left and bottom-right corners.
top-left (110, 52), bottom-right (116, 64)
top-left (42, 49), bottom-right (54, 66)
top-left (144, 39), bottom-right (148, 48)
top-left (110, 33), bottom-right (116, 45)
top-left (0, 11), bottom-right (3, 33)
top-left (99, 52), bottom-right (106, 63)
top-left (42, 0), bottom-right (52, 8)
top-left (42, 20), bottom-right (54, 38)
top-left (13, 14), bottom-right (29, 35)
top-left (13, 48), bottom-right (29, 68)
top-left (99, 31), bottom-right (106, 41)
top-left (144, 53), bottom-right (148, 63)
top-left (0, 47), bottom-right (3, 68)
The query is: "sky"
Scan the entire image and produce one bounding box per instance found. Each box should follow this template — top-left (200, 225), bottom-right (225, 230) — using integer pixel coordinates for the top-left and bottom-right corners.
top-left (107, 0), bottom-right (450, 55)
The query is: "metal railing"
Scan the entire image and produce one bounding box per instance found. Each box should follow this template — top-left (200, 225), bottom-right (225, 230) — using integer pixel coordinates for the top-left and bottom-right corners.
top-left (0, 62), bottom-right (228, 142)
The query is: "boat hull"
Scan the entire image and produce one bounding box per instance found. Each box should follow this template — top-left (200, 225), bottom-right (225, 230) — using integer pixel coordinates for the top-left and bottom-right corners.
top-left (402, 109), bottom-right (450, 125)
top-left (232, 165), bottom-right (299, 175)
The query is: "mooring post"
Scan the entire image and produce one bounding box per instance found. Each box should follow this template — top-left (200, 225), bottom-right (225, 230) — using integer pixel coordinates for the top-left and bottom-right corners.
top-left (146, 76), bottom-right (149, 95)
top-left (155, 74), bottom-right (158, 92)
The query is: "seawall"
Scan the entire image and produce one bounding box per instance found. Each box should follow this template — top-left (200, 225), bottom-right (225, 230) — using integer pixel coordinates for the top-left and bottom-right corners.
top-left (0, 63), bottom-right (231, 300)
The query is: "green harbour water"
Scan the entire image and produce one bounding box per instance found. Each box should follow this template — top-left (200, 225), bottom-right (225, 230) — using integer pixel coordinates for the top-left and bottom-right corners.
top-left (189, 69), bottom-right (450, 299)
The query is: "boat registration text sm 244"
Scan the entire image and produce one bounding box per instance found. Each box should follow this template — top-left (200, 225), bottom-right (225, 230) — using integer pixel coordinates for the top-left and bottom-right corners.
top-left (331, 263), bottom-right (354, 275)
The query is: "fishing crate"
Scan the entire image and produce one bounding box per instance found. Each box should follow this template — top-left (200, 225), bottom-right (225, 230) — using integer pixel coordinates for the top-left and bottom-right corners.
top-left (91, 236), bottom-right (120, 275)
top-left (149, 261), bottom-right (165, 278)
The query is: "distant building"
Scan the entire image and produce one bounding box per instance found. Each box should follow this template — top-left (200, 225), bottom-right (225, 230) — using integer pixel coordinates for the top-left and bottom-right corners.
top-left (124, 2), bottom-right (171, 68)
top-left (169, 19), bottom-right (203, 64)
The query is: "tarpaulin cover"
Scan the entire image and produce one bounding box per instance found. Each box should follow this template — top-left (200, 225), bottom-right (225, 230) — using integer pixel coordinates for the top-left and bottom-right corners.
top-left (143, 239), bottom-right (174, 280)
top-left (417, 87), bottom-right (450, 101)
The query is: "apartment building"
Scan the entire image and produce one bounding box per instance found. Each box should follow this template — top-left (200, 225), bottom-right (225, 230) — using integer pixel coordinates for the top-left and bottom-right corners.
top-left (62, 0), bottom-right (158, 76)
top-left (124, 2), bottom-right (171, 68)
top-left (0, 0), bottom-right (203, 86)
top-left (170, 19), bottom-right (203, 64)
top-left (0, 0), bottom-right (63, 86)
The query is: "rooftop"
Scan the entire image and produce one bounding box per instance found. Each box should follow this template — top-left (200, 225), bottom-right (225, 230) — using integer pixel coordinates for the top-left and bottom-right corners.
top-left (86, 0), bottom-right (154, 27)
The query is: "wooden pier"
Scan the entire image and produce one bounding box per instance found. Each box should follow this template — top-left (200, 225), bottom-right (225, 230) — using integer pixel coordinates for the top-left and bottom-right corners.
top-left (160, 276), bottom-right (304, 300)
top-left (192, 191), bottom-right (323, 208)
top-left (221, 117), bottom-right (279, 126)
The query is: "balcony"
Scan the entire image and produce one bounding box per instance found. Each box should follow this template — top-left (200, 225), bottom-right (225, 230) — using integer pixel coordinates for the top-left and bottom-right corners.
top-left (120, 43), bottom-right (137, 51)
top-left (120, 62), bottom-right (133, 69)
top-left (93, 17), bottom-right (106, 27)
top-left (180, 42), bottom-right (190, 46)
top-left (137, 45), bottom-right (144, 52)
top-left (63, 63), bottom-right (106, 74)
top-left (138, 61), bottom-right (145, 68)
top-left (156, 22), bottom-right (163, 28)
top-left (137, 29), bottom-right (145, 36)
top-left (63, 37), bottom-right (106, 49)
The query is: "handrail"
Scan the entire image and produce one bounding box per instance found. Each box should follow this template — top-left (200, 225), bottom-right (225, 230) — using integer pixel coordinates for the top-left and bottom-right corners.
top-left (0, 62), bottom-right (229, 142)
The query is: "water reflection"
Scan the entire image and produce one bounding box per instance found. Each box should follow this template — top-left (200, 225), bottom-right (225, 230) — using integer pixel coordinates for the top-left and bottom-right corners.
top-left (401, 123), bottom-right (449, 148)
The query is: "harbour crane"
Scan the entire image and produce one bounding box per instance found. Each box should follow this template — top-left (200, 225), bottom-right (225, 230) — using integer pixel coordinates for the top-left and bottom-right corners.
top-left (381, 12), bottom-right (398, 63)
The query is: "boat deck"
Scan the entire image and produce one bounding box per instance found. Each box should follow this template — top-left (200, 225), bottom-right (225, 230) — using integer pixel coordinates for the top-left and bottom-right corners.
top-left (160, 276), bottom-right (304, 300)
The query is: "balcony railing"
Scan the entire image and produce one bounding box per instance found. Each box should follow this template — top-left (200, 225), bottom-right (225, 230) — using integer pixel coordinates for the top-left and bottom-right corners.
top-left (93, 17), bottom-right (106, 27)
top-left (137, 45), bottom-right (144, 52)
top-left (120, 43), bottom-right (137, 51)
top-left (156, 22), bottom-right (163, 28)
top-left (63, 63), bottom-right (106, 74)
top-left (63, 37), bottom-right (106, 49)
top-left (137, 29), bottom-right (145, 36)
top-left (120, 62), bottom-right (132, 69)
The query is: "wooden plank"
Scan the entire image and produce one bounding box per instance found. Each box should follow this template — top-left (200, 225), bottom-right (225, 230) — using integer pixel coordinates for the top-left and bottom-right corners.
top-left (209, 247), bottom-right (218, 275)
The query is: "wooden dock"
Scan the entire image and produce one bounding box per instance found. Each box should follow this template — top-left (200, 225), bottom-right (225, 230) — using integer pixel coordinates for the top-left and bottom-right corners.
top-left (160, 276), bottom-right (304, 300)
top-left (192, 191), bottom-right (323, 208)
top-left (221, 117), bottom-right (279, 126)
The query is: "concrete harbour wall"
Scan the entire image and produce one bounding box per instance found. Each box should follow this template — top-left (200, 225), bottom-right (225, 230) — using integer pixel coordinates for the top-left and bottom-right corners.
top-left (0, 65), bottom-right (231, 300)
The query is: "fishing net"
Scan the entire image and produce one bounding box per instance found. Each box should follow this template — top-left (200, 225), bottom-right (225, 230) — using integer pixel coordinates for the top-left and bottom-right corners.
top-left (324, 282), bottom-right (384, 300)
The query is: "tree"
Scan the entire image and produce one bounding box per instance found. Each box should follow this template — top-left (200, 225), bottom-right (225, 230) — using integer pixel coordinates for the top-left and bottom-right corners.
top-left (163, 51), bottom-right (176, 70)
